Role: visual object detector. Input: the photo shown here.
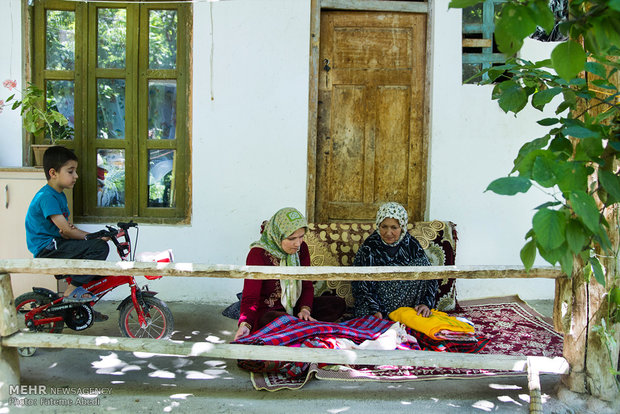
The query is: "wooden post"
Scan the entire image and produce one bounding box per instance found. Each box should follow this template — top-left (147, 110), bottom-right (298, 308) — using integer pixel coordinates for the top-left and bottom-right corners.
top-left (527, 357), bottom-right (542, 414)
top-left (0, 273), bottom-right (20, 401)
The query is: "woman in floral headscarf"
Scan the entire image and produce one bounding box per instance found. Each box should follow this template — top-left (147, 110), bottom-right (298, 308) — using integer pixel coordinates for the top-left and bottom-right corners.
top-left (235, 207), bottom-right (345, 340)
top-left (352, 202), bottom-right (438, 319)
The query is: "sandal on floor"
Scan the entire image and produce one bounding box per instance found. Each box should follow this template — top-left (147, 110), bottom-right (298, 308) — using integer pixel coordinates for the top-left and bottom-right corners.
top-left (63, 286), bottom-right (95, 303)
top-left (93, 310), bottom-right (109, 322)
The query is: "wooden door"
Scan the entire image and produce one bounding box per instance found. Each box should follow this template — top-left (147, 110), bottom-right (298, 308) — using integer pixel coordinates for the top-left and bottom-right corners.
top-left (315, 11), bottom-right (427, 222)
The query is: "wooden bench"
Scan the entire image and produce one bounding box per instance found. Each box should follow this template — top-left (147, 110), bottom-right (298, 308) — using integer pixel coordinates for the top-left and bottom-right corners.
top-left (0, 258), bottom-right (566, 413)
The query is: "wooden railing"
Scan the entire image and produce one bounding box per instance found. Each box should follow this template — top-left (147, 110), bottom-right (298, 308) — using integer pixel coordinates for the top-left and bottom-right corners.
top-left (0, 258), bottom-right (568, 413)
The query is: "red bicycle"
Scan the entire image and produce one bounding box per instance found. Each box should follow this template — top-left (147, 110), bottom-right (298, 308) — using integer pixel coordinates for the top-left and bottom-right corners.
top-left (14, 221), bottom-right (174, 356)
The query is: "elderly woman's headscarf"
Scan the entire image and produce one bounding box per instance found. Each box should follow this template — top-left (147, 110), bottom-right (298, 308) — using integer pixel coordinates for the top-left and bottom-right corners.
top-left (375, 202), bottom-right (409, 246)
top-left (250, 207), bottom-right (308, 314)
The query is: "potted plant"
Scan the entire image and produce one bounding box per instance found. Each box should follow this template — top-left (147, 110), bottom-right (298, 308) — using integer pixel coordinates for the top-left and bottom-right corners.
top-left (1, 79), bottom-right (70, 166)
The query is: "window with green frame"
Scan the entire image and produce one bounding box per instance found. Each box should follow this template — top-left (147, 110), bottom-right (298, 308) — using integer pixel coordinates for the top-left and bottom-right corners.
top-left (462, 0), bottom-right (507, 83)
top-left (32, 0), bottom-right (191, 223)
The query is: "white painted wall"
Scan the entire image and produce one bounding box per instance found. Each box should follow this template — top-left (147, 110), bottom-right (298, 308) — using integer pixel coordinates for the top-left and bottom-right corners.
top-left (430, 6), bottom-right (559, 300)
top-left (0, 0), bottom-right (561, 304)
top-left (0, 0), bottom-right (23, 166)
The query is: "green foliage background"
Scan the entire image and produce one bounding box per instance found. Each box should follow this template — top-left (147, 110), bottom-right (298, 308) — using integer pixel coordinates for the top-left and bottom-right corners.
top-left (450, 0), bottom-right (620, 323)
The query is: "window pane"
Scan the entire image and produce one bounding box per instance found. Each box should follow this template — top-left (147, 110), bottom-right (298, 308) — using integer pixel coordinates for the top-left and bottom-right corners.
top-left (463, 63), bottom-right (482, 83)
top-left (494, 2), bottom-right (503, 22)
top-left (148, 80), bottom-right (176, 140)
top-left (463, 4), bottom-right (483, 25)
top-left (97, 149), bottom-right (125, 207)
top-left (46, 80), bottom-right (75, 140)
top-left (97, 8), bottom-right (126, 69)
top-left (97, 79), bottom-right (126, 139)
top-left (149, 10), bottom-right (177, 69)
top-left (46, 10), bottom-right (75, 70)
top-left (148, 150), bottom-right (175, 208)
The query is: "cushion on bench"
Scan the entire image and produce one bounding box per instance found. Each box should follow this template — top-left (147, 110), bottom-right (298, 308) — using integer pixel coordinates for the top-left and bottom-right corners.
top-left (307, 220), bottom-right (458, 311)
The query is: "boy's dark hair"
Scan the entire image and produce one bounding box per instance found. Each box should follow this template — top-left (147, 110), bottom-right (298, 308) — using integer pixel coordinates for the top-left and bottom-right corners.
top-left (42, 146), bottom-right (78, 180)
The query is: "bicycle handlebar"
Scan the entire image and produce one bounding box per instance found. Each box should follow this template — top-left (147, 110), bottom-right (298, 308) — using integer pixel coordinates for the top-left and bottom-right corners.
top-left (117, 221), bottom-right (137, 230)
top-left (85, 221), bottom-right (137, 240)
top-left (84, 229), bottom-right (115, 240)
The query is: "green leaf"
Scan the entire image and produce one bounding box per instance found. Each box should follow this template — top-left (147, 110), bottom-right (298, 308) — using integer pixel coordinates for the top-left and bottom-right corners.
top-left (610, 0), bottom-right (620, 12)
top-left (551, 41), bottom-right (586, 81)
top-left (514, 136), bottom-right (550, 169)
top-left (574, 138), bottom-right (604, 161)
top-left (498, 4), bottom-right (538, 39)
top-left (593, 228), bottom-right (613, 253)
top-left (532, 87), bottom-right (562, 111)
top-left (590, 256), bottom-right (606, 287)
top-left (515, 149), bottom-right (550, 178)
top-left (570, 191), bottom-right (600, 233)
top-left (537, 243), bottom-right (560, 265)
top-left (568, 78), bottom-right (587, 86)
top-left (520, 238), bottom-right (537, 271)
top-left (566, 219), bottom-right (587, 254)
top-left (532, 155), bottom-right (557, 187)
top-left (599, 170), bottom-right (620, 204)
top-left (485, 176), bottom-right (532, 195)
top-left (528, 0), bottom-right (555, 33)
top-left (590, 79), bottom-right (616, 90)
top-left (535, 201), bottom-right (561, 210)
top-left (496, 81), bottom-right (528, 114)
top-left (532, 208), bottom-right (566, 250)
top-left (558, 247), bottom-right (574, 278)
top-left (555, 162), bottom-right (590, 193)
top-left (548, 135), bottom-right (573, 160)
top-left (610, 287), bottom-right (620, 306)
top-left (493, 8), bottom-right (526, 55)
top-left (583, 260), bottom-right (592, 282)
top-left (537, 118), bottom-right (559, 126)
top-left (448, 0), bottom-right (482, 8)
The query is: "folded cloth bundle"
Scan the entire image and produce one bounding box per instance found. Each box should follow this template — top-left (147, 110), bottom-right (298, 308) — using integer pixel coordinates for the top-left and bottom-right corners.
top-left (389, 307), bottom-right (475, 340)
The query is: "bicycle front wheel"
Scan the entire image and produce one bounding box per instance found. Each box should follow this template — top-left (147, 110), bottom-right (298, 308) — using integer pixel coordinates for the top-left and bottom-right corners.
top-left (118, 296), bottom-right (174, 339)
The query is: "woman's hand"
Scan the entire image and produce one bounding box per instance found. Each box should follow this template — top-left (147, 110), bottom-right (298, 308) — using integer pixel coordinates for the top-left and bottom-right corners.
top-left (297, 307), bottom-right (316, 322)
top-left (373, 312), bottom-right (383, 319)
top-left (234, 325), bottom-right (250, 341)
top-left (415, 304), bottom-right (432, 318)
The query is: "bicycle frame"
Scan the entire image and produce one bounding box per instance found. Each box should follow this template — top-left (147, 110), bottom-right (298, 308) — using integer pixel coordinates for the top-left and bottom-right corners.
top-left (23, 222), bottom-right (163, 330)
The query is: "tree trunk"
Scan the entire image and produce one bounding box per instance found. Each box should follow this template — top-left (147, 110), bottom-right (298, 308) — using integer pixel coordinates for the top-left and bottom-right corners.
top-left (559, 207), bottom-right (619, 400)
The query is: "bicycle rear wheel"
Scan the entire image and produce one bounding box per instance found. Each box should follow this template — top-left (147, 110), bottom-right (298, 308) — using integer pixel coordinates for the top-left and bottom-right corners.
top-left (15, 292), bottom-right (64, 356)
top-left (118, 296), bottom-right (174, 339)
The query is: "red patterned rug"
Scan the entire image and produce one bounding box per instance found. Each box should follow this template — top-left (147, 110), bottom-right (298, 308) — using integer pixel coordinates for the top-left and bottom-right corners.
top-left (250, 296), bottom-right (563, 391)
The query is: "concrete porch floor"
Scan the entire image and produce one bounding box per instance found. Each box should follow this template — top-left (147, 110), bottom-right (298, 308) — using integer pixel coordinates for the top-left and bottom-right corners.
top-left (2, 300), bottom-right (616, 413)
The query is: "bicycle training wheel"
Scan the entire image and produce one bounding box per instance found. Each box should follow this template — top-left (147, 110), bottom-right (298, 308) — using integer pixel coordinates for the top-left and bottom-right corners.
top-left (15, 292), bottom-right (65, 356)
top-left (118, 296), bottom-right (174, 339)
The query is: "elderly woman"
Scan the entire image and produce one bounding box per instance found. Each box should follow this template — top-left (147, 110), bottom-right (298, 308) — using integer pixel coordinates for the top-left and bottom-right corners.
top-left (235, 207), bottom-right (345, 340)
top-left (352, 202), bottom-right (437, 319)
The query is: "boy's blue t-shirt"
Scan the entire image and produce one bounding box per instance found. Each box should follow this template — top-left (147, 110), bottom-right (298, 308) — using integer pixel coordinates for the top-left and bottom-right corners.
top-left (25, 184), bottom-right (70, 256)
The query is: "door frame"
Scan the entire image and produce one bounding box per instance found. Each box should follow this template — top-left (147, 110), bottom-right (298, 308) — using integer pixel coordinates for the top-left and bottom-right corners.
top-left (306, 0), bottom-right (433, 222)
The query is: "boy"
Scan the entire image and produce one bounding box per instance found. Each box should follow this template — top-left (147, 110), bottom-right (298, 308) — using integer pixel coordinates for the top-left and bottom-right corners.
top-left (25, 146), bottom-right (109, 319)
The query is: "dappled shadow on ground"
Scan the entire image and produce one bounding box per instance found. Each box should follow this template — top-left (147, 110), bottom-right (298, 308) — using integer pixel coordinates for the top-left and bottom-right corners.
top-left (6, 302), bottom-right (587, 413)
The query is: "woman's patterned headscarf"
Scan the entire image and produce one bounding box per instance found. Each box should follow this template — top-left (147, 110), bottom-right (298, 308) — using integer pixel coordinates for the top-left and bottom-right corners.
top-left (375, 202), bottom-right (408, 245)
top-left (250, 207), bottom-right (308, 314)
